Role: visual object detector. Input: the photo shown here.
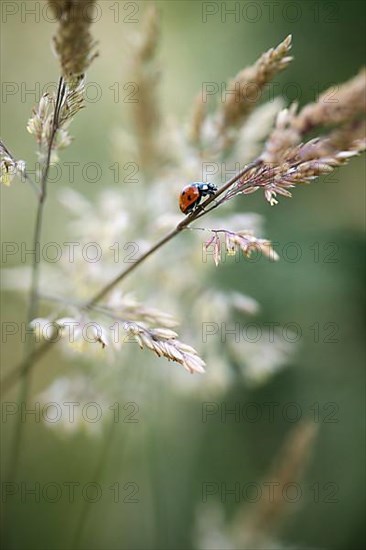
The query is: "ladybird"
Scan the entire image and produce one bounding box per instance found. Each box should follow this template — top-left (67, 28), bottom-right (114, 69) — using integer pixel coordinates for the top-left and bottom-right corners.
top-left (179, 182), bottom-right (217, 214)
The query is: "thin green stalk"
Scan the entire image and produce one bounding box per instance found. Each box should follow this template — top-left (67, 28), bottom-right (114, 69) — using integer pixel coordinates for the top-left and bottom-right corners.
top-left (7, 78), bottom-right (66, 482)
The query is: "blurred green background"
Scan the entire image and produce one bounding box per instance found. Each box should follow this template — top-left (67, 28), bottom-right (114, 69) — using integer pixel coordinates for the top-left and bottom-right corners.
top-left (1, 1), bottom-right (365, 549)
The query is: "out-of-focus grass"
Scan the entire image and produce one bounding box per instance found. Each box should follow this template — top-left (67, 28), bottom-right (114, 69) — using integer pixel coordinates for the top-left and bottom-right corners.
top-left (1, 2), bottom-right (365, 549)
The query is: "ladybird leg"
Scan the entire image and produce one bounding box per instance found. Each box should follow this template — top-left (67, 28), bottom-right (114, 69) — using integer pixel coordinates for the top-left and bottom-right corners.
top-left (200, 188), bottom-right (217, 206)
top-left (185, 198), bottom-right (201, 215)
top-left (193, 199), bottom-right (216, 215)
top-left (200, 187), bottom-right (217, 199)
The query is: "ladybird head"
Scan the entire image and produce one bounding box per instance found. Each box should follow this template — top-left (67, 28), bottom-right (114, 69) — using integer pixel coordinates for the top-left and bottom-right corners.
top-left (195, 182), bottom-right (217, 195)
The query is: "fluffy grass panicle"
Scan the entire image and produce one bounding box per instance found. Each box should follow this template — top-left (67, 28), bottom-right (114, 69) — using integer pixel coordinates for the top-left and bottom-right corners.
top-left (49, 0), bottom-right (98, 83)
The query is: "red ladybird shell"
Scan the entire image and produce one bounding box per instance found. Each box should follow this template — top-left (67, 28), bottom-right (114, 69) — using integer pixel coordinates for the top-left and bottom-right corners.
top-left (179, 184), bottom-right (200, 214)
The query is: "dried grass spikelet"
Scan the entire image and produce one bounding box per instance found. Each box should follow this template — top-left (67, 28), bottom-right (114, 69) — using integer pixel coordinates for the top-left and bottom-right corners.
top-left (127, 323), bottom-right (206, 374)
top-left (223, 133), bottom-right (365, 206)
top-left (48, 0), bottom-right (98, 82)
top-left (262, 70), bottom-right (366, 165)
top-left (263, 139), bottom-right (365, 206)
top-left (225, 231), bottom-right (279, 261)
top-left (129, 5), bottom-right (163, 175)
top-left (27, 79), bottom-right (85, 162)
top-left (0, 141), bottom-right (26, 187)
top-left (217, 35), bottom-right (293, 137)
top-left (27, 93), bottom-right (54, 147)
top-left (294, 68), bottom-right (366, 134)
top-left (205, 230), bottom-right (279, 266)
top-left (233, 421), bottom-right (318, 549)
top-left (58, 77), bottom-right (85, 125)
